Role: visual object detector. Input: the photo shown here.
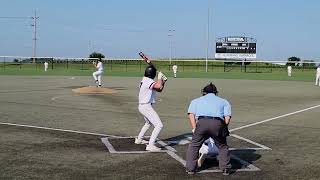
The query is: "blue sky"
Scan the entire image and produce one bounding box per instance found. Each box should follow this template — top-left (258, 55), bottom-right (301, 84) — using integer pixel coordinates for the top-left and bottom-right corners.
top-left (0, 0), bottom-right (319, 61)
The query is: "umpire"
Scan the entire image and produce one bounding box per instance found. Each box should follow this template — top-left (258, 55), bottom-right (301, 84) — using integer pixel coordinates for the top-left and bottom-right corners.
top-left (186, 82), bottom-right (232, 175)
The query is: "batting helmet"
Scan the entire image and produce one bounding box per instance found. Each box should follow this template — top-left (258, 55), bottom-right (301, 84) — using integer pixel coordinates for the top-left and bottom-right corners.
top-left (202, 82), bottom-right (218, 95)
top-left (144, 65), bottom-right (157, 79)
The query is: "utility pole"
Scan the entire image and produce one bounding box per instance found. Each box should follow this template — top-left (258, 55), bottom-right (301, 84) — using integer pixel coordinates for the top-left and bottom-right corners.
top-left (206, 8), bottom-right (210, 72)
top-left (31, 10), bottom-right (39, 63)
top-left (0, 15), bottom-right (35, 59)
top-left (168, 29), bottom-right (175, 65)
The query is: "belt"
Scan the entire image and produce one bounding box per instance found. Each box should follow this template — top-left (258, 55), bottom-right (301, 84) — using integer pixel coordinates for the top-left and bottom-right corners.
top-left (198, 116), bottom-right (223, 121)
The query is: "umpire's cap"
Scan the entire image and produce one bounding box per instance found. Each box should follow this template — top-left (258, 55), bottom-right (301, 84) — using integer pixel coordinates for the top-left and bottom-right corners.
top-left (202, 82), bottom-right (218, 95)
top-left (144, 65), bottom-right (157, 79)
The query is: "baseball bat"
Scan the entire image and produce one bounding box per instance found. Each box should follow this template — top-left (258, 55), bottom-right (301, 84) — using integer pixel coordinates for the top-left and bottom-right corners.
top-left (139, 51), bottom-right (152, 65)
top-left (139, 51), bottom-right (168, 82)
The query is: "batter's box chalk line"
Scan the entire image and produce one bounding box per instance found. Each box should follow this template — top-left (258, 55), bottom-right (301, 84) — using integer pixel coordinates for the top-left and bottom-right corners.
top-left (165, 134), bottom-right (272, 151)
top-left (101, 137), bottom-right (173, 154)
top-left (101, 136), bottom-right (263, 173)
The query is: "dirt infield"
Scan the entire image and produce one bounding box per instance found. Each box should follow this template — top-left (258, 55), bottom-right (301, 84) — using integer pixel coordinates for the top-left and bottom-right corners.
top-left (72, 86), bottom-right (118, 94)
top-left (0, 76), bottom-right (319, 179)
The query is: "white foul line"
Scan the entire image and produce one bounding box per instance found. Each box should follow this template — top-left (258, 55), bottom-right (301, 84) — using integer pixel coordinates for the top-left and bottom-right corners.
top-left (0, 122), bottom-right (123, 138)
top-left (230, 134), bottom-right (272, 150)
top-left (51, 95), bottom-right (64, 101)
top-left (230, 104), bottom-right (320, 132)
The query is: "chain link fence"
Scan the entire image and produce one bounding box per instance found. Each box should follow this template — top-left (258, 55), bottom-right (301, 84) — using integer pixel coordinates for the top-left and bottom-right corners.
top-left (0, 56), bottom-right (318, 73)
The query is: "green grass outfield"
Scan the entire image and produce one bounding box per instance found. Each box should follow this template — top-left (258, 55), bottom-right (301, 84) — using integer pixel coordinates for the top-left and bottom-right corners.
top-left (0, 60), bottom-right (317, 82)
top-left (0, 67), bottom-right (316, 82)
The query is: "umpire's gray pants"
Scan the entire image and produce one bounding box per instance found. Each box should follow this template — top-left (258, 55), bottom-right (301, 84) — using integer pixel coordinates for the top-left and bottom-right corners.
top-left (186, 119), bottom-right (230, 171)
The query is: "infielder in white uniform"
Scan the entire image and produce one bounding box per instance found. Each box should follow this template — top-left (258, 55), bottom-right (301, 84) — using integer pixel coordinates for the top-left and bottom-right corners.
top-left (172, 64), bottom-right (178, 78)
top-left (315, 65), bottom-right (320, 86)
top-left (92, 59), bottom-right (104, 87)
top-left (287, 65), bottom-right (292, 77)
top-left (44, 61), bottom-right (48, 72)
top-left (135, 65), bottom-right (168, 152)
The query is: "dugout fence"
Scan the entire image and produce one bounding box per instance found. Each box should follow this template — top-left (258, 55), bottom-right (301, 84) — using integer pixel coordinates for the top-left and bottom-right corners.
top-left (0, 56), bottom-right (318, 73)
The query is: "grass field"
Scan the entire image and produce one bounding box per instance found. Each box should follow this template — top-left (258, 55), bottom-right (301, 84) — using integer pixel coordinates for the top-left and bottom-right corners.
top-left (0, 60), bottom-right (317, 82)
top-left (0, 75), bottom-right (319, 179)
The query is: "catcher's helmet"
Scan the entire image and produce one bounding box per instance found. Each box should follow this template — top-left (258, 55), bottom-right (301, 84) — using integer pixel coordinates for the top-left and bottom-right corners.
top-left (144, 65), bottom-right (157, 79)
top-left (202, 82), bottom-right (218, 95)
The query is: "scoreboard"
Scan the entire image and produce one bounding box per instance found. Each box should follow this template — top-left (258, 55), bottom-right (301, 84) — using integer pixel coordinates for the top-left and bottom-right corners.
top-left (215, 36), bottom-right (256, 59)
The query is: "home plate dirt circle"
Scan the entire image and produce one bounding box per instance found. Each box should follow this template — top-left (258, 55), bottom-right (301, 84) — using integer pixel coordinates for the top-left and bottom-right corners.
top-left (72, 86), bottom-right (117, 94)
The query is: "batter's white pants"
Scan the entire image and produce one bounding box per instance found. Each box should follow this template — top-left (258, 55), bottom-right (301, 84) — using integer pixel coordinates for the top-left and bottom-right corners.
top-left (316, 74), bottom-right (320, 86)
top-left (138, 103), bottom-right (163, 145)
top-left (44, 67), bottom-right (48, 72)
top-left (288, 71), bottom-right (291, 77)
top-left (93, 71), bottom-right (103, 85)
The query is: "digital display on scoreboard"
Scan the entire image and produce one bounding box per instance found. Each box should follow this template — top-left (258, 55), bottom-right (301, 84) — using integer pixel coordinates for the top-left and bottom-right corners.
top-left (216, 42), bottom-right (256, 54)
top-left (215, 36), bottom-right (257, 59)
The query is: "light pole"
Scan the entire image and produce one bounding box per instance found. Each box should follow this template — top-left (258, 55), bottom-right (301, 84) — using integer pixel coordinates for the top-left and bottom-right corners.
top-left (168, 29), bottom-right (175, 64)
top-left (31, 10), bottom-right (39, 63)
top-left (206, 8), bottom-right (210, 72)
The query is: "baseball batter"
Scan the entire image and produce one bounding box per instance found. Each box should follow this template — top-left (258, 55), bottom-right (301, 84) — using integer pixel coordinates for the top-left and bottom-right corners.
top-left (92, 59), bottom-right (104, 87)
top-left (316, 65), bottom-right (320, 86)
top-left (135, 65), bottom-right (167, 152)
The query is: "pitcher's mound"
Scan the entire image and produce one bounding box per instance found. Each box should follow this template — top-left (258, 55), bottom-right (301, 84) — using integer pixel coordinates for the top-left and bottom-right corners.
top-left (72, 86), bottom-right (117, 94)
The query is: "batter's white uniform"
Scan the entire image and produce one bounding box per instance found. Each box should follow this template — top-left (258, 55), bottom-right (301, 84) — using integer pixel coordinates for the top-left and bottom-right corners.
top-left (44, 62), bottom-right (48, 72)
top-left (172, 65), bottom-right (178, 78)
top-left (287, 66), bottom-right (292, 77)
top-left (93, 61), bottom-right (104, 86)
top-left (315, 66), bottom-right (320, 86)
top-left (137, 77), bottom-right (163, 146)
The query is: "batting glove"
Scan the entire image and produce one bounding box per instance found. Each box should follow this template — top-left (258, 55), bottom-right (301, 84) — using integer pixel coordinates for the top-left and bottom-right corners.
top-left (161, 73), bottom-right (168, 81)
top-left (158, 71), bottom-right (164, 80)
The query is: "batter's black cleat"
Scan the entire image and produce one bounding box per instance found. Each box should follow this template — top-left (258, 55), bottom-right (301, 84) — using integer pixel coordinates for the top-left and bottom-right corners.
top-left (222, 168), bottom-right (230, 176)
top-left (186, 170), bottom-right (195, 175)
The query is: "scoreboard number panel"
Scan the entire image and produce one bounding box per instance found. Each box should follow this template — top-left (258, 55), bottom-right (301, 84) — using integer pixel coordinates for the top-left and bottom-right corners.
top-left (215, 36), bottom-right (257, 59)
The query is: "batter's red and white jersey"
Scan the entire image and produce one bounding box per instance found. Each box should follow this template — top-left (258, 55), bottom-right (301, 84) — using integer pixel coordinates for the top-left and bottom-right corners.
top-left (139, 77), bottom-right (157, 104)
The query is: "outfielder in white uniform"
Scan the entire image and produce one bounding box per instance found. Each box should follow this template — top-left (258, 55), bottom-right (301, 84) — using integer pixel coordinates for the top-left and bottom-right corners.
top-left (172, 64), bottom-right (178, 78)
top-left (44, 61), bottom-right (48, 72)
top-left (92, 59), bottom-right (104, 87)
top-left (315, 66), bottom-right (320, 86)
top-left (287, 65), bottom-right (292, 77)
top-left (135, 65), bottom-right (167, 152)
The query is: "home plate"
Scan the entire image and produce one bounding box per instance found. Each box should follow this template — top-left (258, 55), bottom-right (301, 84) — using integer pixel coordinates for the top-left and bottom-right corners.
top-left (72, 86), bottom-right (117, 94)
